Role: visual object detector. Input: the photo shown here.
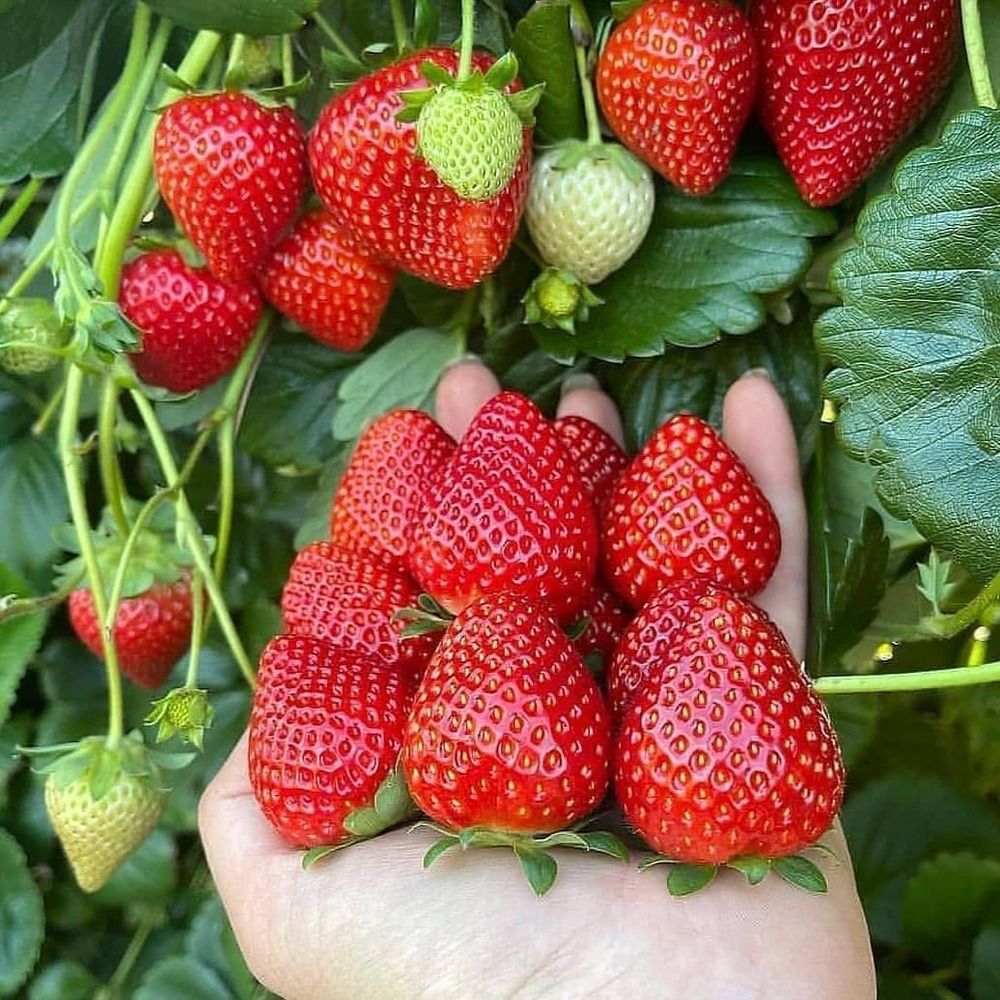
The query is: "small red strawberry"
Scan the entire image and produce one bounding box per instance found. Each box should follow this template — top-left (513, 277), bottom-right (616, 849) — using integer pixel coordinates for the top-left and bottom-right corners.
top-left (403, 592), bottom-right (622, 894)
top-left (120, 250), bottom-right (261, 393)
top-left (603, 413), bottom-right (780, 608)
top-left (607, 579), bottom-right (713, 717)
top-left (574, 582), bottom-right (632, 671)
top-left (280, 542), bottom-right (437, 682)
top-left (258, 209), bottom-right (396, 352)
top-left (615, 587), bottom-right (844, 888)
top-left (752, 0), bottom-right (957, 207)
top-left (69, 577), bottom-right (192, 689)
top-left (596, 1), bottom-right (758, 195)
top-left (330, 409), bottom-right (456, 573)
top-left (407, 391), bottom-right (598, 622)
top-left (309, 47), bottom-right (532, 289)
top-left (249, 634), bottom-right (413, 848)
top-left (154, 92), bottom-right (307, 282)
top-left (553, 414), bottom-right (629, 510)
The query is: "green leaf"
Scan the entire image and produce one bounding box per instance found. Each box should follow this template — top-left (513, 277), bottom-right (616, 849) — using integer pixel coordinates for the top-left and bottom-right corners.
top-left (186, 896), bottom-right (255, 998)
top-left (772, 855), bottom-right (827, 893)
top-left (92, 828), bottom-right (176, 907)
top-left (916, 549), bottom-right (959, 615)
top-left (0, 0), bottom-right (116, 182)
top-left (0, 563), bottom-right (46, 732)
top-left (972, 925), bottom-right (1000, 1000)
top-left (0, 827), bottom-right (44, 995)
top-left (816, 108), bottom-right (1000, 584)
top-left (332, 328), bottom-right (464, 441)
top-left (538, 156), bottom-right (834, 359)
top-left (144, 0), bottom-right (318, 36)
top-left (727, 855), bottom-right (771, 886)
top-left (601, 307), bottom-right (821, 456)
top-left (0, 435), bottom-right (69, 584)
top-left (514, 845), bottom-right (558, 897)
top-left (667, 863), bottom-right (717, 897)
top-left (423, 835), bottom-right (460, 869)
top-left (511, 1), bottom-right (583, 143)
top-left (133, 956), bottom-right (231, 1000)
top-left (901, 853), bottom-right (1000, 965)
top-left (27, 961), bottom-right (98, 1000)
top-left (241, 337), bottom-right (359, 470)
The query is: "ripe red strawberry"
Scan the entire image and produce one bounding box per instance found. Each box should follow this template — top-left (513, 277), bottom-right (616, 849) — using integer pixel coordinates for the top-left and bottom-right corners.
top-left (69, 577), bottom-right (192, 689)
top-left (752, 0), bottom-right (957, 207)
top-left (574, 582), bottom-right (631, 669)
top-left (249, 634), bottom-right (413, 848)
top-left (258, 210), bottom-right (396, 352)
top-left (596, 1), bottom-right (758, 196)
top-left (280, 541), bottom-right (436, 682)
top-left (330, 410), bottom-right (456, 573)
top-left (309, 47), bottom-right (532, 289)
top-left (553, 415), bottom-right (629, 510)
top-left (154, 92), bottom-right (307, 282)
top-left (615, 587), bottom-right (844, 869)
top-left (120, 250), bottom-right (261, 393)
top-left (603, 413), bottom-right (780, 608)
top-left (403, 592), bottom-right (612, 834)
top-left (407, 391), bottom-right (598, 621)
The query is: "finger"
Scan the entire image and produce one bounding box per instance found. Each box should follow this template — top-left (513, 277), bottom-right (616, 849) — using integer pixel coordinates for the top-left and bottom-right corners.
top-left (555, 374), bottom-right (626, 448)
top-left (434, 357), bottom-right (501, 440)
top-left (721, 370), bottom-right (808, 659)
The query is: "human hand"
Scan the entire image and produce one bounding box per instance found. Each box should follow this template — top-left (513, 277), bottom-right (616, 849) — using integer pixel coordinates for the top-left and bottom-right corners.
top-left (199, 361), bottom-right (875, 999)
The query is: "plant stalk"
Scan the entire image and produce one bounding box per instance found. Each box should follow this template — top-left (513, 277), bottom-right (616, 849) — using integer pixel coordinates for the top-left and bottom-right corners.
top-left (312, 11), bottom-right (357, 61)
top-left (0, 177), bottom-right (43, 243)
top-left (458, 0), bottom-right (476, 81)
top-left (961, 0), bottom-right (998, 109)
top-left (99, 377), bottom-right (130, 537)
top-left (389, 0), bottom-right (410, 54)
top-left (815, 660), bottom-right (1000, 696)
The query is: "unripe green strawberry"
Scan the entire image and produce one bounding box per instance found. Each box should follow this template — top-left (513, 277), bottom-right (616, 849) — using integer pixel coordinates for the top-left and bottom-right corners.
top-left (0, 298), bottom-right (67, 375)
top-left (146, 686), bottom-right (214, 749)
top-left (525, 142), bottom-right (654, 284)
top-left (42, 737), bottom-right (165, 893)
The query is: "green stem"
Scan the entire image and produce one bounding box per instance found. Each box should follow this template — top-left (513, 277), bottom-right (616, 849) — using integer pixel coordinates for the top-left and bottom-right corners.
top-left (99, 379), bottom-right (130, 537)
top-left (59, 367), bottom-right (125, 748)
top-left (99, 29), bottom-right (222, 298)
top-left (0, 178), bottom-right (43, 243)
top-left (282, 34), bottom-right (295, 88)
top-left (457, 0), bottom-right (476, 81)
top-left (0, 569), bottom-right (82, 624)
top-left (389, 0), bottom-right (410, 54)
top-left (926, 566), bottom-right (1000, 637)
top-left (961, 0), bottom-right (998, 109)
top-left (574, 41), bottom-right (602, 146)
top-left (815, 660), bottom-right (1000, 696)
top-left (226, 33), bottom-right (247, 76)
top-left (312, 10), bottom-right (358, 61)
top-left (104, 917), bottom-right (154, 996)
top-left (185, 574), bottom-right (205, 688)
top-left (214, 417), bottom-right (236, 586)
top-left (32, 382), bottom-right (66, 436)
top-left (130, 389), bottom-right (256, 689)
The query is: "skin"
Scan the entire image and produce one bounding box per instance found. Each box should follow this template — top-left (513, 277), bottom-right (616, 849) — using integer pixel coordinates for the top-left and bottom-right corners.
top-left (200, 361), bottom-right (877, 999)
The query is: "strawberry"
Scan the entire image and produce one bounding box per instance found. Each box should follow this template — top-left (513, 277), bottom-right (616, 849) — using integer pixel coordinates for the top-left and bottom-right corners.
top-left (615, 587), bottom-right (844, 888)
top-left (258, 209), bottom-right (396, 352)
top-left (119, 250), bottom-right (261, 393)
top-left (154, 92), bottom-right (307, 282)
top-left (249, 634), bottom-right (414, 848)
top-left (607, 579), bottom-right (713, 717)
top-left (407, 391), bottom-right (598, 622)
top-left (525, 142), bottom-right (654, 284)
top-left (309, 47), bottom-right (532, 289)
top-left (574, 581), bottom-right (632, 671)
top-left (0, 298), bottom-right (67, 375)
top-left (596, 0), bottom-right (758, 196)
top-left (69, 576), bottom-right (193, 689)
top-left (329, 409), bottom-right (456, 573)
top-left (752, 0), bottom-right (957, 208)
top-left (553, 414), bottom-right (629, 510)
top-left (43, 735), bottom-right (165, 892)
top-left (280, 541), bottom-right (437, 682)
top-left (403, 592), bottom-right (622, 895)
top-left (603, 413), bottom-right (780, 608)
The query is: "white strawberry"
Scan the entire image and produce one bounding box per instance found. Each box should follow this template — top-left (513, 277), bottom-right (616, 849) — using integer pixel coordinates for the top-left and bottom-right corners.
top-left (525, 141), bottom-right (654, 284)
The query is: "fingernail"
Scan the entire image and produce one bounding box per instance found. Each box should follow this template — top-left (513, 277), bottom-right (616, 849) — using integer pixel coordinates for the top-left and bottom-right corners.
top-left (739, 367), bottom-right (772, 382)
top-left (444, 352), bottom-right (485, 371)
top-left (560, 372), bottom-right (600, 396)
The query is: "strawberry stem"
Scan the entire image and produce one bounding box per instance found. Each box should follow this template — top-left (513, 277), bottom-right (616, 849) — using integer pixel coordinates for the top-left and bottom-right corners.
top-left (312, 11), bottom-right (358, 62)
top-left (32, 382), bottom-right (66, 436)
top-left (98, 378), bottom-right (130, 538)
top-left (281, 35), bottom-right (296, 91)
top-left (926, 564), bottom-right (1000, 637)
top-left (390, 0), bottom-right (411, 55)
top-left (569, 0), bottom-right (602, 147)
top-left (184, 574), bottom-right (205, 689)
top-left (457, 0), bottom-right (476, 82)
top-left (0, 177), bottom-right (42, 243)
top-left (815, 658), bottom-right (1000, 696)
top-left (961, 0), bottom-right (998, 109)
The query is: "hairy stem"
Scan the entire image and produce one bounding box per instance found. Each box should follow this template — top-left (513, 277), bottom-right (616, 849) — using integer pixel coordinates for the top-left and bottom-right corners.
top-left (0, 177), bottom-right (43, 243)
top-left (961, 0), bottom-right (998, 108)
top-left (815, 660), bottom-right (1000, 696)
top-left (282, 34), bottom-right (296, 89)
top-left (98, 378), bottom-right (130, 537)
top-left (574, 42), bottom-right (602, 146)
top-left (458, 0), bottom-right (476, 81)
top-left (185, 574), bottom-right (205, 688)
top-left (0, 570), bottom-right (82, 624)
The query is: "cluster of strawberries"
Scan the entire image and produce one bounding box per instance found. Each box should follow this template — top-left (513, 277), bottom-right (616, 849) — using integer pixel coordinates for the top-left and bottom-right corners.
top-left (250, 390), bottom-right (845, 895)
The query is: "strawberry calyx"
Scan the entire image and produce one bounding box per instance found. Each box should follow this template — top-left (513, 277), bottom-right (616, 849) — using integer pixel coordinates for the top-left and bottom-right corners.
top-left (418, 821), bottom-right (629, 898)
top-left (395, 592), bottom-right (456, 638)
top-left (522, 267), bottom-right (603, 333)
top-left (301, 763), bottom-right (416, 868)
top-left (397, 54), bottom-right (542, 202)
top-left (145, 687), bottom-right (214, 750)
top-left (638, 849), bottom-right (832, 897)
top-left (553, 138), bottom-right (650, 184)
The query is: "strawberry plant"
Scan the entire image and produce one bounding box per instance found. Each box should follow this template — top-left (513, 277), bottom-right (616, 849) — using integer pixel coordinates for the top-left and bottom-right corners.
top-left (5, 0), bottom-right (1000, 995)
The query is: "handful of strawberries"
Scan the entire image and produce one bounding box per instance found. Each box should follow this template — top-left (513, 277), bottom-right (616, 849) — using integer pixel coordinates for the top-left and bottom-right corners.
top-left (249, 389), bottom-right (845, 897)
